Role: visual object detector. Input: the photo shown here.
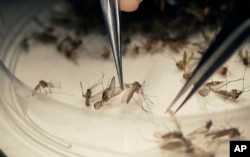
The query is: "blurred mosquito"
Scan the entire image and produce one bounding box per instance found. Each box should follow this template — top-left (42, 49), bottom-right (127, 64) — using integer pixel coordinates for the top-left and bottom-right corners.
top-left (238, 48), bottom-right (250, 66)
top-left (148, 39), bottom-right (166, 54)
top-left (182, 61), bottom-right (197, 80)
top-left (154, 110), bottom-right (184, 141)
top-left (171, 50), bottom-right (195, 71)
top-left (121, 81), bottom-right (153, 114)
top-left (217, 66), bottom-right (231, 76)
top-left (206, 111), bottom-right (242, 140)
top-left (19, 37), bottom-right (30, 52)
top-left (154, 111), bottom-right (216, 155)
top-left (32, 18), bottom-right (58, 44)
top-left (205, 127), bottom-right (241, 139)
top-left (101, 45), bottom-right (111, 59)
top-left (186, 120), bottom-right (213, 139)
top-left (57, 36), bottom-right (82, 64)
top-left (34, 80), bottom-right (55, 95)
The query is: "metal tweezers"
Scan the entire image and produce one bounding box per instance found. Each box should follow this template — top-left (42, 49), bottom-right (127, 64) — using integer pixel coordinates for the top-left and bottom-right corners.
top-left (100, 0), bottom-right (123, 89)
top-left (167, 1), bottom-right (250, 113)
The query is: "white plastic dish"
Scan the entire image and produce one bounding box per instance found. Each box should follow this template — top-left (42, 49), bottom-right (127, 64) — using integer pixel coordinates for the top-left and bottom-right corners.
top-left (1, 1), bottom-right (250, 157)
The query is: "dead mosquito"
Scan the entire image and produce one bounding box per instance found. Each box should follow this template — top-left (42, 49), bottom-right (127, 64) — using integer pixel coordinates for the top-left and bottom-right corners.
top-left (121, 81), bottom-right (153, 113)
top-left (57, 36), bottom-right (82, 63)
top-left (168, 40), bottom-right (188, 53)
top-left (32, 18), bottom-right (58, 44)
top-left (198, 78), bottom-right (242, 97)
top-left (186, 120), bottom-right (213, 139)
top-left (155, 111), bottom-right (215, 155)
top-left (154, 110), bottom-right (192, 152)
top-left (182, 68), bottom-right (192, 80)
top-left (205, 127), bottom-right (241, 139)
top-left (215, 88), bottom-right (250, 101)
top-left (238, 49), bottom-right (250, 66)
top-left (147, 39), bottom-right (166, 54)
top-left (93, 90), bottom-right (110, 110)
top-left (182, 61), bottom-right (197, 80)
top-left (198, 80), bottom-right (226, 97)
top-left (101, 45), bottom-right (111, 59)
top-left (214, 69), bottom-right (249, 101)
top-left (80, 74), bottom-right (104, 107)
top-left (80, 82), bottom-right (98, 107)
top-left (93, 76), bottom-right (122, 110)
top-left (19, 37), bottom-right (30, 52)
top-left (174, 51), bottom-right (194, 71)
top-left (125, 45), bottom-right (141, 56)
top-left (34, 80), bottom-right (55, 94)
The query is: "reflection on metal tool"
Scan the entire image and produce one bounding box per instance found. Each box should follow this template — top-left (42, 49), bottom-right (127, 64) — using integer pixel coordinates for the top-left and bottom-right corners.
top-left (100, 0), bottom-right (123, 89)
top-left (167, 0), bottom-right (250, 113)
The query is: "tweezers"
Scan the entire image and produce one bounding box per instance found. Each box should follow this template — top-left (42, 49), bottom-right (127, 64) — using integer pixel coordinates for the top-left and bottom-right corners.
top-left (100, 0), bottom-right (123, 89)
top-left (167, 0), bottom-right (250, 113)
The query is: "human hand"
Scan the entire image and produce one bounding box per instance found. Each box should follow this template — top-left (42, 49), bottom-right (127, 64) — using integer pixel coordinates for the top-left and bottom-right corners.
top-left (120, 0), bottom-right (142, 12)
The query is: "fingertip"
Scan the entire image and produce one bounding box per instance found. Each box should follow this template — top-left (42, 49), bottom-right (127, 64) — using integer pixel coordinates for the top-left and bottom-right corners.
top-left (120, 0), bottom-right (142, 12)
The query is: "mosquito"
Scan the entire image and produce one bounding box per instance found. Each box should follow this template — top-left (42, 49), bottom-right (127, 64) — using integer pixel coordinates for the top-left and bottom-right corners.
top-left (121, 81), bottom-right (153, 113)
top-left (238, 49), bottom-right (250, 66)
top-left (205, 127), bottom-right (241, 139)
top-left (214, 69), bottom-right (249, 101)
top-left (20, 37), bottom-right (29, 52)
top-left (57, 36), bottom-right (82, 63)
top-left (93, 90), bottom-right (109, 110)
top-left (215, 88), bottom-right (250, 101)
top-left (80, 74), bottom-right (104, 107)
top-left (32, 18), bottom-right (58, 44)
top-left (93, 76), bottom-right (122, 110)
top-left (155, 111), bottom-right (215, 155)
top-left (34, 80), bottom-right (55, 94)
top-left (198, 78), bottom-right (243, 97)
top-left (80, 82), bottom-right (98, 107)
top-left (182, 68), bottom-right (192, 80)
top-left (126, 45), bottom-right (141, 56)
top-left (148, 39), bottom-right (166, 54)
top-left (174, 51), bottom-right (194, 71)
top-left (154, 110), bottom-right (192, 152)
top-left (101, 45), bottom-right (111, 59)
top-left (182, 61), bottom-right (196, 80)
top-left (198, 81), bottom-right (226, 97)
top-left (186, 120), bottom-right (213, 139)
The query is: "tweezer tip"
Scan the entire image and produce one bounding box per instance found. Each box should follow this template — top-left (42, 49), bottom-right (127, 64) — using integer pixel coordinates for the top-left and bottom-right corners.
top-left (165, 99), bottom-right (176, 113)
top-left (119, 80), bottom-right (123, 90)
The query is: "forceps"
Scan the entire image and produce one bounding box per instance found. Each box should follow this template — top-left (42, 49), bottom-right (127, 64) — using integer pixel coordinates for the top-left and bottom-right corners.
top-left (167, 0), bottom-right (250, 113)
top-left (100, 0), bottom-right (123, 89)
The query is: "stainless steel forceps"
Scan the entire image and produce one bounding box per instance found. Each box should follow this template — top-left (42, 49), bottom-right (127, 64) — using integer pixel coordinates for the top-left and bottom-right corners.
top-left (167, 0), bottom-right (250, 113)
top-left (100, 0), bottom-right (123, 89)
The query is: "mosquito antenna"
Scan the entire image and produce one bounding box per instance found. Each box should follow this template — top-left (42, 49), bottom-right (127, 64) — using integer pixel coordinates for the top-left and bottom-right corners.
top-left (241, 66), bottom-right (247, 91)
top-left (80, 81), bottom-right (85, 97)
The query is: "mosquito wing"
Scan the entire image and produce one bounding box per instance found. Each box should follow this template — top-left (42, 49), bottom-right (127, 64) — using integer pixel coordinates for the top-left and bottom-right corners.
top-left (107, 76), bottom-right (115, 97)
top-left (90, 91), bottom-right (103, 102)
top-left (187, 120), bottom-right (212, 139)
top-left (121, 88), bottom-right (132, 104)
